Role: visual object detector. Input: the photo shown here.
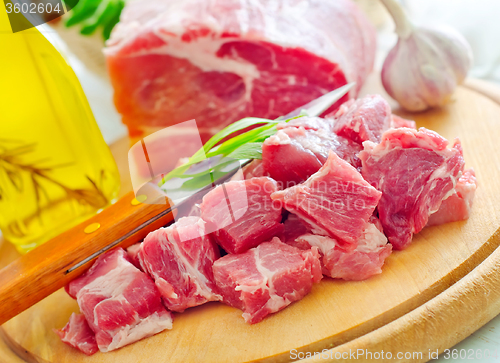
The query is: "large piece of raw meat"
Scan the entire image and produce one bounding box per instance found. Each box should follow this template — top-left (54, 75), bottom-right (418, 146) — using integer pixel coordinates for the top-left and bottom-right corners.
top-left (105, 0), bottom-right (376, 140)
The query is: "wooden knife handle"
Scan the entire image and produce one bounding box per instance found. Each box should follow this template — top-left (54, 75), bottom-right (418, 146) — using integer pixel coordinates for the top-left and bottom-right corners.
top-left (0, 191), bottom-right (175, 326)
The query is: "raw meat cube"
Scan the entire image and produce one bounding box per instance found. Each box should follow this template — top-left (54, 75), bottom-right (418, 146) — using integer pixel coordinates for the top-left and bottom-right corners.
top-left (330, 98), bottom-right (354, 119)
top-left (213, 238), bottom-right (322, 324)
top-left (262, 126), bottom-right (362, 187)
top-left (200, 177), bottom-right (284, 254)
top-left (281, 213), bottom-right (311, 250)
top-left (137, 217), bottom-right (221, 312)
top-left (271, 151), bottom-right (382, 251)
top-left (391, 115), bottom-right (417, 129)
top-left (242, 159), bottom-right (268, 179)
top-left (330, 95), bottom-right (392, 144)
top-left (105, 0), bottom-right (375, 140)
top-left (55, 313), bottom-right (98, 356)
top-left (427, 168), bottom-right (477, 226)
top-left (126, 243), bottom-right (142, 270)
top-left (296, 219), bottom-right (392, 280)
top-left (277, 116), bottom-right (333, 132)
top-left (359, 127), bottom-right (465, 249)
top-left (175, 198), bottom-right (203, 219)
top-left (65, 249), bottom-right (173, 353)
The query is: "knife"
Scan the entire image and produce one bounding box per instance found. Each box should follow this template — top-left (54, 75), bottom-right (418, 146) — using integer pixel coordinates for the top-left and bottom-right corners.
top-left (0, 82), bottom-right (354, 325)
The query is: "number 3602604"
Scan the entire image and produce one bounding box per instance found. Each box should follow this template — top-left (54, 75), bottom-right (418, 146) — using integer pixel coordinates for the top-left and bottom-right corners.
top-left (5, 2), bottom-right (61, 14)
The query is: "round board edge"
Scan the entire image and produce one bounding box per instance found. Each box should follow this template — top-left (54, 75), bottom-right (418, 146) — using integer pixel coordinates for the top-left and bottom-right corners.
top-left (301, 228), bottom-right (500, 363)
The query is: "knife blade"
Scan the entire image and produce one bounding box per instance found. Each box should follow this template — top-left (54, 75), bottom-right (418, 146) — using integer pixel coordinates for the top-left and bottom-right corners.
top-left (0, 82), bottom-right (353, 325)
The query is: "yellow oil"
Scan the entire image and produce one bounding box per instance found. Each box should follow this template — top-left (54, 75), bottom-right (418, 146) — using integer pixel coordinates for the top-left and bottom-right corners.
top-left (0, 7), bottom-right (120, 253)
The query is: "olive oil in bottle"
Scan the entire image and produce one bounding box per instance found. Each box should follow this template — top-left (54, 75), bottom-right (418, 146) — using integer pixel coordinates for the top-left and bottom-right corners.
top-left (0, 6), bottom-right (120, 253)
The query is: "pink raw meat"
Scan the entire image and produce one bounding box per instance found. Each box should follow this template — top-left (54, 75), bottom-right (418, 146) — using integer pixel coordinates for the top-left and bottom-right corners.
top-left (65, 249), bottom-right (173, 353)
top-left (271, 151), bottom-right (381, 251)
top-left (359, 128), bottom-right (465, 250)
top-left (200, 177), bottom-right (283, 254)
top-left (427, 168), bottom-right (477, 226)
top-left (277, 116), bottom-right (333, 132)
top-left (55, 313), bottom-right (98, 356)
top-left (213, 238), bottom-right (322, 323)
top-left (296, 219), bottom-right (392, 280)
top-left (105, 0), bottom-right (375, 140)
top-left (329, 95), bottom-right (393, 144)
top-left (391, 115), bottom-right (417, 129)
top-left (242, 159), bottom-right (268, 179)
top-left (128, 121), bottom-right (203, 184)
top-left (262, 125), bottom-right (362, 187)
top-left (281, 213), bottom-right (311, 249)
top-left (137, 217), bottom-right (221, 312)
top-left (126, 243), bottom-right (142, 270)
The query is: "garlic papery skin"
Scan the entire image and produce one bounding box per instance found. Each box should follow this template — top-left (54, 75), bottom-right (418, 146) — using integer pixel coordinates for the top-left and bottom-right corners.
top-left (380, 0), bottom-right (473, 112)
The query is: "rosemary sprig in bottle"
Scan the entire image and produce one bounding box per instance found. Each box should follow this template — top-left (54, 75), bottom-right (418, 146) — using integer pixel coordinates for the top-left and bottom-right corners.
top-left (0, 141), bottom-right (108, 216)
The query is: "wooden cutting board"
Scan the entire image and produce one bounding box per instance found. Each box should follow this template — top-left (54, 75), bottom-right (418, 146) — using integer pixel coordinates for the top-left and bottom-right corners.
top-left (1, 81), bottom-right (500, 363)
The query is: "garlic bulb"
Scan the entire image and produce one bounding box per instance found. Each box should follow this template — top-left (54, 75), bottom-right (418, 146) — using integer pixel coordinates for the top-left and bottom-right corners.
top-left (380, 0), bottom-right (473, 112)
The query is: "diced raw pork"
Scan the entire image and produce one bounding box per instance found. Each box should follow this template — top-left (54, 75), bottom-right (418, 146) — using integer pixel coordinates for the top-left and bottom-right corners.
top-left (126, 243), bottom-right (142, 270)
top-left (427, 168), bottom-right (477, 226)
top-left (242, 159), bottom-right (268, 179)
top-left (359, 128), bottom-right (465, 250)
top-left (105, 0), bottom-right (375, 140)
top-left (200, 177), bottom-right (283, 254)
top-left (391, 115), bottom-right (417, 129)
top-left (277, 116), bottom-right (333, 132)
top-left (262, 125), bottom-right (362, 187)
top-left (55, 313), bottom-right (98, 356)
top-left (271, 151), bottom-right (381, 251)
top-left (296, 219), bottom-right (392, 280)
top-left (212, 238), bottom-right (322, 324)
top-left (281, 213), bottom-right (311, 249)
top-left (176, 199), bottom-right (203, 218)
top-left (329, 95), bottom-right (393, 144)
top-left (137, 217), bottom-right (221, 312)
top-left (65, 249), bottom-right (173, 353)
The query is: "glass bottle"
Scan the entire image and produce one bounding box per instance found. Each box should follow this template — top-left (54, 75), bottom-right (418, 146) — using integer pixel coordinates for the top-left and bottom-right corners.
top-left (0, 6), bottom-right (121, 254)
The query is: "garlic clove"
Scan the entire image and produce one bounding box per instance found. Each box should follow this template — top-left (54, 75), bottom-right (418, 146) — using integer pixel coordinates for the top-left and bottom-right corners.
top-left (380, 0), bottom-right (473, 112)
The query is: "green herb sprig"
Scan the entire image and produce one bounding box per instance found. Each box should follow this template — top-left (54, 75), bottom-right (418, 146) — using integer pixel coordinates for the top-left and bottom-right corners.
top-left (63, 0), bottom-right (125, 40)
top-left (159, 115), bottom-right (302, 189)
top-left (0, 141), bottom-right (109, 233)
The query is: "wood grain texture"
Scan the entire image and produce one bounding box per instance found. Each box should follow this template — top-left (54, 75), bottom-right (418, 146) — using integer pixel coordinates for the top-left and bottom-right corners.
top-left (465, 78), bottom-right (500, 105)
top-left (303, 228), bottom-right (500, 363)
top-left (1, 85), bottom-right (500, 363)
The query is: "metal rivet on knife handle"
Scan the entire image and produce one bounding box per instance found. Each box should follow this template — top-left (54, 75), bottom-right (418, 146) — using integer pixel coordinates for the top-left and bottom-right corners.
top-left (84, 223), bottom-right (101, 234)
top-left (131, 195), bottom-right (148, 206)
